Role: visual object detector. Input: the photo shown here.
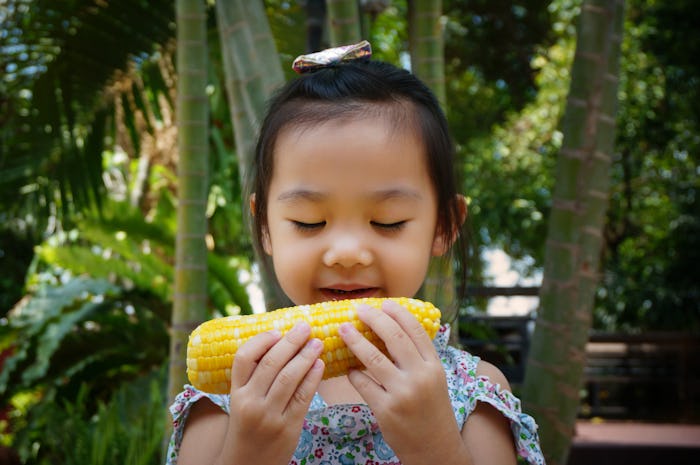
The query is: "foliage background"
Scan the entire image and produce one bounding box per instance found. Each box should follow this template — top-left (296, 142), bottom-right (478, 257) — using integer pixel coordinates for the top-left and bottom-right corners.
top-left (0, 0), bottom-right (697, 463)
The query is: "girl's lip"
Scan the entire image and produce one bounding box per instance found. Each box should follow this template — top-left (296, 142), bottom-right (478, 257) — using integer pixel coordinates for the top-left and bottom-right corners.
top-left (319, 286), bottom-right (379, 301)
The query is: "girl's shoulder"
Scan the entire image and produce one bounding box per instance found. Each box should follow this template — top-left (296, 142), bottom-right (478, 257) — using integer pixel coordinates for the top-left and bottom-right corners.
top-left (435, 325), bottom-right (545, 465)
top-left (165, 386), bottom-right (230, 465)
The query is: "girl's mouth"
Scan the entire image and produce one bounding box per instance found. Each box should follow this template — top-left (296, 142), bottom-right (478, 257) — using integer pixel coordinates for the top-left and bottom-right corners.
top-left (321, 287), bottom-right (378, 300)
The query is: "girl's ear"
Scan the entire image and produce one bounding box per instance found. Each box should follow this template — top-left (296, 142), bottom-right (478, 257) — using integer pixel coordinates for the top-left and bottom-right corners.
top-left (431, 194), bottom-right (468, 256)
top-left (249, 194), bottom-right (272, 255)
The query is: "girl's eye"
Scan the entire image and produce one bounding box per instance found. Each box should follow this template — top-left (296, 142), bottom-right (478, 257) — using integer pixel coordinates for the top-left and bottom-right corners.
top-left (292, 220), bottom-right (325, 231)
top-left (371, 220), bottom-right (407, 231)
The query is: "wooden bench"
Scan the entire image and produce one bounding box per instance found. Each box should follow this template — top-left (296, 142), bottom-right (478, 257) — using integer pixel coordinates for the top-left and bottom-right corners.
top-left (459, 314), bottom-right (533, 383)
top-left (459, 315), bottom-right (700, 422)
top-left (582, 332), bottom-right (700, 421)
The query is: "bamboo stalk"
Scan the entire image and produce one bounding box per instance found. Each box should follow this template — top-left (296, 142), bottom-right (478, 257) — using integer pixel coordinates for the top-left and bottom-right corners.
top-left (168, 0), bottom-right (209, 426)
top-left (522, 2), bottom-right (626, 463)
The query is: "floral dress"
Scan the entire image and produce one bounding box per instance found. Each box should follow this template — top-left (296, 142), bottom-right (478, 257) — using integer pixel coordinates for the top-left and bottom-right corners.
top-left (166, 325), bottom-right (546, 465)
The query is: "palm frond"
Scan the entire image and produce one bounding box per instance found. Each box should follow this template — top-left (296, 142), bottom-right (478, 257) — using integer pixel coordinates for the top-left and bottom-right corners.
top-left (1, 0), bottom-right (175, 232)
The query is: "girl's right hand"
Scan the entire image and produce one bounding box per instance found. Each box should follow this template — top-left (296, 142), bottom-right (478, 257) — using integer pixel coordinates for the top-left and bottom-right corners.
top-left (224, 322), bottom-right (325, 465)
top-left (179, 322), bottom-right (324, 465)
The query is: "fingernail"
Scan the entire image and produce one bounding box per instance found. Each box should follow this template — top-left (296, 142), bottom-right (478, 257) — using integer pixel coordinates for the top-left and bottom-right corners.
top-left (338, 322), bottom-right (355, 336)
top-left (356, 305), bottom-right (370, 317)
top-left (305, 338), bottom-right (322, 351)
top-left (293, 321), bottom-right (310, 334)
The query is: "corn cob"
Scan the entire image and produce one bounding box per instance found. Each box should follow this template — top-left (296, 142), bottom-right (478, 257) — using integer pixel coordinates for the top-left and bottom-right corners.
top-left (187, 297), bottom-right (441, 394)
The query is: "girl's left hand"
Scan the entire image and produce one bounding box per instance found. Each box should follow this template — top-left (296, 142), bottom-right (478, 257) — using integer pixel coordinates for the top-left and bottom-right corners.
top-left (338, 300), bottom-right (471, 465)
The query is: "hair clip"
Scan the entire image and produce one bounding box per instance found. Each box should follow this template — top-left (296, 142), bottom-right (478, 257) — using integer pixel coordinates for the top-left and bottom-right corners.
top-left (292, 40), bottom-right (372, 74)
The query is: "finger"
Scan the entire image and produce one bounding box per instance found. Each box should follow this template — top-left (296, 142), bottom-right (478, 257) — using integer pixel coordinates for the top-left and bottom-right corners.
top-left (346, 364), bottom-right (386, 405)
top-left (338, 317), bottom-right (396, 381)
top-left (230, 329), bottom-right (282, 388)
top-left (380, 299), bottom-right (439, 361)
top-left (284, 357), bottom-right (325, 418)
top-left (248, 322), bottom-right (312, 393)
top-left (355, 303), bottom-right (423, 367)
top-left (267, 337), bottom-right (324, 406)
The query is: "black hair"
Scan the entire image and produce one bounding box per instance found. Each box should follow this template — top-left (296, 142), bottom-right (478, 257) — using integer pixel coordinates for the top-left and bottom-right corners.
top-left (249, 60), bottom-right (468, 304)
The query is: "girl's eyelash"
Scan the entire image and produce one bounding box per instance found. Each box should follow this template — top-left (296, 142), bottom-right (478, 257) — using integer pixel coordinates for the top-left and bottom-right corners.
top-left (371, 221), bottom-right (407, 231)
top-left (291, 220), bottom-right (406, 231)
top-left (292, 220), bottom-right (325, 231)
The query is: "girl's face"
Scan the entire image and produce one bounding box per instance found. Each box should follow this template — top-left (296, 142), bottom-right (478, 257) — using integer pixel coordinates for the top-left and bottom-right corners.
top-left (262, 116), bottom-right (449, 306)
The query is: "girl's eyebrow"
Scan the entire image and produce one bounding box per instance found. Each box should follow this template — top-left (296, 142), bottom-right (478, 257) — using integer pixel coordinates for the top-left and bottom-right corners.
top-left (371, 188), bottom-right (423, 201)
top-left (276, 189), bottom-right (326, 203)
top-left (276, 187), bottom-right (423, 202)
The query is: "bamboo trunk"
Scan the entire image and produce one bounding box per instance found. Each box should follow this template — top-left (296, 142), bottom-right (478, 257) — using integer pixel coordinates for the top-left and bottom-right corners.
top-left (216, 0), bottom-right (286, 309)
top-left (216, 0), bottom-right (284, 183)
top-left (408, 0), bottom-right (445, 106)
top-left (168, 0), bottom-right (209, 414)
top-left (521, 2), bottom-right (625, 463)
top-left (407, 0), bottom-right (456, 338)
top-left (326, 0), bottom-right (362, 45)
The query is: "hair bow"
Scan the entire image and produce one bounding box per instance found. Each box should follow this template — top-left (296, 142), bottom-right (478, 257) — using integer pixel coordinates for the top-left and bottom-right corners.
top-left (292, 40), bottom-right (372, 74)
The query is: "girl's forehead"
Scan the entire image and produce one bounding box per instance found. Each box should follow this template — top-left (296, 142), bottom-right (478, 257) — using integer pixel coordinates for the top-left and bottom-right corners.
top-left (274, 113), bottom-right (424, 157)
top-left (270, 117), bottom-right (431, 188)
top-left (277, 98), bottom-right (421, 139)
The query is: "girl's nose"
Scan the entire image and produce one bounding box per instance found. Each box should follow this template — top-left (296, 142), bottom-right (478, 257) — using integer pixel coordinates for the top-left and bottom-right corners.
top-left (322, 234), bottom-right (373, 268)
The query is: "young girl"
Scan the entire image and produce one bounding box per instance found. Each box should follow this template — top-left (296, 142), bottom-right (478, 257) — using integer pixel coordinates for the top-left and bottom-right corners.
top-left (167, 42), bottom-right (545, 465)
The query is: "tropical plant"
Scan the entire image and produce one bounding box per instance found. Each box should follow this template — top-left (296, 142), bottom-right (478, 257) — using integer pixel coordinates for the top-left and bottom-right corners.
top-left (1, 211), bottom-right (208, 386)
top-left (443, 0), bottom-right (555, 141)
top-left (460, 3), bottom-right (574, 276)
top-left (11, 366), bottom-right (166, 464)
top-left (0, 192), bottom-right (251, 455)
top-left (0, 269), bottom-right (167, 458)
top-left (0, 0), bottom-right (175, 233)
top-left (595, 0), bottom-right (700, 331)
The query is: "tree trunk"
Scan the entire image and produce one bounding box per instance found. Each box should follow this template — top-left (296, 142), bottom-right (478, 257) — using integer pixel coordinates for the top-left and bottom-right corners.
top-left (306, 0), bottom-right (327, 52)
top-left (167, 0), bottom-right (209, 406)
top-left (326, 0), bottom-right (362, 45)
top-left (407, 0), bottom-right (445, 106)
top-left (216, 0), bottom-right (286, 309)
top-left (521, 1), bottom-right (625, 464)
top-left (407, 0), bottom-right (457, 340)
top-left (216, 0), bottom-right (284, 184)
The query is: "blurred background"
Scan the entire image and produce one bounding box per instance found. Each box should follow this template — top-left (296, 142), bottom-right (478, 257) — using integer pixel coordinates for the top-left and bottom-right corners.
top-left (0, 1), bottom-right (698, 464)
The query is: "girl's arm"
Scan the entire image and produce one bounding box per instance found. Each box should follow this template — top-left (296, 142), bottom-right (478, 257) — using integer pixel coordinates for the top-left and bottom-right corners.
top-left (462, 361), bottom-right (518, 465)
top-left (177, 399), bottom-right (229, 465)
top-left (339, 301), bottom-right (517, 465)
top-left (177, 323), bottom-right (325, 465)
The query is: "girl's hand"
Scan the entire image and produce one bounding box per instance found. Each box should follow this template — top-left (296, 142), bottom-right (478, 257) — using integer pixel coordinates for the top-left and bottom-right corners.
top-left (223, 322), bottom-right (325, 465)
top-left (338, 300), bottom-right (471, 465)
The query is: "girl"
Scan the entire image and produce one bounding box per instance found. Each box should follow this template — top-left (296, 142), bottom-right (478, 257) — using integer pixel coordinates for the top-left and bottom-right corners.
top-left (167, 41), bottom-right (545, 465)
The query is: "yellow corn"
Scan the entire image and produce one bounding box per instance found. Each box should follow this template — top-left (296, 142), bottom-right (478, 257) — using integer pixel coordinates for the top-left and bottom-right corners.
top-left (186, 297), bottom-right (441, 394)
